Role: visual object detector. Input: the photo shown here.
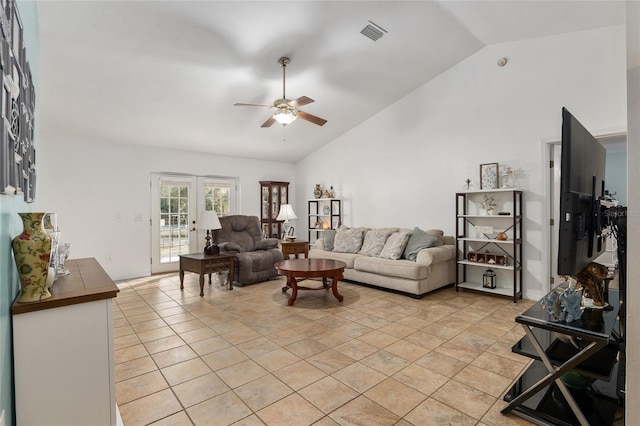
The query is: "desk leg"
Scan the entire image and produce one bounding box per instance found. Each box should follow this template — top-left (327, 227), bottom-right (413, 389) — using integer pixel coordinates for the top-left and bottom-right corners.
top-left (208, 273), bottom-right (212, 285)
top-left (228, 259), bottom-right (234, 290)
top-left (199, 274), bottom-right (205, 297)
top-left (179, 269), bottom-right (185, 290)
top-left (501, 324), bottom-right (602, 426)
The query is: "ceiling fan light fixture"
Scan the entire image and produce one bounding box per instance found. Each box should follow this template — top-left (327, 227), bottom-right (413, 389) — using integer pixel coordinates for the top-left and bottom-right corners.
top-left (274, 109), bottom-right (297, 126)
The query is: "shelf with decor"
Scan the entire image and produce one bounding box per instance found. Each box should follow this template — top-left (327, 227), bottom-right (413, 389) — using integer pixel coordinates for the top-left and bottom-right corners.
top-left (455, 189), bottom-right (523, 302)
top-left (308, 198), bottom-right (341, 245)
top-left (260, 181), bottom-right (289, 238)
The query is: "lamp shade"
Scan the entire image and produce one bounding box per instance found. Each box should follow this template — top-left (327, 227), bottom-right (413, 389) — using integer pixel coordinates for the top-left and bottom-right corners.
top-left (197, 210), bottom-right (222, 230)
top-left (276, 204), bottom-right (297, 221)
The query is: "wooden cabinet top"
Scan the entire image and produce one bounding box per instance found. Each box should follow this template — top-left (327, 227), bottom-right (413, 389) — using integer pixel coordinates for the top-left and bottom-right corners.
top-left (12, 258), bottom-right (120, 315)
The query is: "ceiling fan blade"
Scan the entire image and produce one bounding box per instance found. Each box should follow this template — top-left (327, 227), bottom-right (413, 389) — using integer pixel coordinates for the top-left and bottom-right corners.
top-left (261, 115), bottom-right (276, 128)
top-left (234, 102), bottom-right (273, 108)
top-left (289, 96), bottom-right (314, 107)
top-left (297, 110), bottom-right (327, 126)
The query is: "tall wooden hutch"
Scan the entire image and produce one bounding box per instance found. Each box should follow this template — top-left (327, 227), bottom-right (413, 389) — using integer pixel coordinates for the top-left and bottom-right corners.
top-left (260, 181), bottom-right (289, 238)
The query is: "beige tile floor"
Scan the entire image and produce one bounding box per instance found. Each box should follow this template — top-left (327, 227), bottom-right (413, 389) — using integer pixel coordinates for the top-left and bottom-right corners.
top-left (112, 272), bottom-right (556, 425)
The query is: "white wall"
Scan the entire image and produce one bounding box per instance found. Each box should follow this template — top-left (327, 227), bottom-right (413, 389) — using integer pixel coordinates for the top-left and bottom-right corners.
top-left (38, 138), bottom-right (295, 280)
top-left (295, 26), bottom-right (627, 301)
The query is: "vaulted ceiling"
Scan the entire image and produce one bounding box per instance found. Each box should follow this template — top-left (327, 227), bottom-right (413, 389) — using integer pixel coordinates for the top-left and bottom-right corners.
top-left (37, 1), bottom-right (625, 163)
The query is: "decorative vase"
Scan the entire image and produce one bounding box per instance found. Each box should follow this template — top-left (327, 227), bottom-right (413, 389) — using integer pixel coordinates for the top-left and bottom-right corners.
top-left (313, 184), bottom-right (322, 199)
top-left (12, 212), bottom-right (52, 303)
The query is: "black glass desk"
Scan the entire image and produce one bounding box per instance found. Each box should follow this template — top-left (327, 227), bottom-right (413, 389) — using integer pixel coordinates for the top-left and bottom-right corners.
top-left (502, 289), bottom-right (620, 426)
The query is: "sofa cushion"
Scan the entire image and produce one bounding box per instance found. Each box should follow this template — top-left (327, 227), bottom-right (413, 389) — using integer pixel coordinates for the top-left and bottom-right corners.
top-left (354, 256), bottom-right (429, 280)
top-left (358, 229), bottom-right (394, 257)
top-left (308, 248), bottom-right (359, 268)
top-left (403, 227), bottom-right (439, 261)
top-left (333, 227), bottom-right (365, 253)
top-left (323, 229), bottom-right (336, 251)
top-left (379, 231), bottom-right (410, 260)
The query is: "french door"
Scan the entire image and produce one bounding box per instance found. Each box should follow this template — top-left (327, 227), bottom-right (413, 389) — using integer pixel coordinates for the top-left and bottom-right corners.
top-left (151, 174), bottom-right (237, 273)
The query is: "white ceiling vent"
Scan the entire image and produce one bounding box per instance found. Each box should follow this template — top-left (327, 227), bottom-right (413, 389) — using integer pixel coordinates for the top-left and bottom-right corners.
top-left (360, 21), bottom-right (387, 41)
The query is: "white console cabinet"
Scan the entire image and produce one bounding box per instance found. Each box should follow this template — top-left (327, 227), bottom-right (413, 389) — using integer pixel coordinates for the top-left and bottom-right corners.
top-left (12, 258), bottom-right (119, 426)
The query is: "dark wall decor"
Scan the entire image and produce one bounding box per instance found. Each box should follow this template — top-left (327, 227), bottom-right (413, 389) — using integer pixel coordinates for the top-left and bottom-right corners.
top-left (0, 0), bottom-right (36, 202)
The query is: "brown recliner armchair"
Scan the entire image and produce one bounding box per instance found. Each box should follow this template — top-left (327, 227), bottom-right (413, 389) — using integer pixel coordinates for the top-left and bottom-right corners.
top-left (212, 215), bottom-right (283, 286)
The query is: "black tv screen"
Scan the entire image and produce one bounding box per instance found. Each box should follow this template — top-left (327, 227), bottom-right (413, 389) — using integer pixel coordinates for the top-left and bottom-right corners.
top-left (557, 107), bottom-right (607, 276)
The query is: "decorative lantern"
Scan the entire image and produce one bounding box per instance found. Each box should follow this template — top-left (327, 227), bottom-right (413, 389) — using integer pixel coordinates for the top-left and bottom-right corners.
top-left (483, 268), bottom-right (496, 289)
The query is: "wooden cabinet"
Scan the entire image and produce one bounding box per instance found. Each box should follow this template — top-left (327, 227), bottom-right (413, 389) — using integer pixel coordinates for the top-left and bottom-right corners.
top-left (260, 181), bottom-right (289, 238)
top-left (308, 198), bottom-right (341, 245)
top-left (455, 189), bottom-right (523, 302)
top-left (12, 258), bottom-right (120, 425)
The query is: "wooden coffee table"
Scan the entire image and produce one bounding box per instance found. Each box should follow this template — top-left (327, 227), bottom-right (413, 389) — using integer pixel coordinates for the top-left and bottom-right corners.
top-left (275, 258), bottom-right (346, 306)
top-left (179, 253), bottom-right (235, 296)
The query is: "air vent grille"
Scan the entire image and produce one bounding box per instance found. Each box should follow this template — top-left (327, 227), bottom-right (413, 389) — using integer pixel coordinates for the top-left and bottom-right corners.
top-left (361, 21), bottom-right (387, 41)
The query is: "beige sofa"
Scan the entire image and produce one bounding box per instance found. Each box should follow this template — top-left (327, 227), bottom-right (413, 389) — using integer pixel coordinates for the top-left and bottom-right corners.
top-left (308, 227), bottom-right (456, 297)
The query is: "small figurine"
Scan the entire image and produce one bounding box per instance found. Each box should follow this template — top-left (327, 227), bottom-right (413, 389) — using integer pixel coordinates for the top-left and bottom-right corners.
top-left (541, 289), bottom-right (562, 321)
top-left (465, 179), bottom-right (472, 190)
top-left (313, 184), bottom-right (323, 199)
top-left (559, 287), bottom-right (583, 323)
top-left (573, 262), bottom-right (608, 307)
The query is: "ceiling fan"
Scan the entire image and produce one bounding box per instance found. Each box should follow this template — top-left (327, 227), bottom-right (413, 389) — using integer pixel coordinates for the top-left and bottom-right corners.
top-left (234, 57), bottom-right (327, 128)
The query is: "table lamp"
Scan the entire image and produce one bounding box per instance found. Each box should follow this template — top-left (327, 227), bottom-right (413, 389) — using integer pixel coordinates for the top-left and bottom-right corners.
top-left (197, 210), bottom-right (222, 254)
top-left (276, 204), bottom-right (297, 240)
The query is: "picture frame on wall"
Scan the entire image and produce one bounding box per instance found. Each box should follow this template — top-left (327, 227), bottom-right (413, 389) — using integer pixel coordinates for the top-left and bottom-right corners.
top-left (480, 162), bottom-right (499, 190)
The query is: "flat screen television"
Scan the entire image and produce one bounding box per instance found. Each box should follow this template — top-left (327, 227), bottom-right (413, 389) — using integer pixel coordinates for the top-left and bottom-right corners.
top-left (557, 107), bottom-right (607, 276)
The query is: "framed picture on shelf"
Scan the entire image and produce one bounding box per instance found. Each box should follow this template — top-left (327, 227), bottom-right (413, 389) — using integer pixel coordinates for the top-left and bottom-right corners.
top-left (480, 162), bottom-right (499, 189)
top-left (332, 218), bottom-right (339, 229)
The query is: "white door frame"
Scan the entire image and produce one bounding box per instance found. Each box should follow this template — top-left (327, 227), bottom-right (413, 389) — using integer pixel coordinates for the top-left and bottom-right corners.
top-left (150, 174), bottom-right (198, 274)
top-left (151, 173), bottom-right (239, 274)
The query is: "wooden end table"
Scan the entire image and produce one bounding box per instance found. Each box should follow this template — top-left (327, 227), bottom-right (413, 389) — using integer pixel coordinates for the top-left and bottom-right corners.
top-left (281, 240), bottom-right (309, 259)
top-left (275, 258), bottom-right (346, 306)
top-left (179, 253), bottom-right (235, 297)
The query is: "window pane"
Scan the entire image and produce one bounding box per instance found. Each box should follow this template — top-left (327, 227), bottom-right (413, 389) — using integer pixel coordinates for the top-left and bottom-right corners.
top-left (179, 199), bottom-right (188, 213)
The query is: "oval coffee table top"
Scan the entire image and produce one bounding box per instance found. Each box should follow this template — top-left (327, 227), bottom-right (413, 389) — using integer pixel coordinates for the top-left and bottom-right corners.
top-left (275, 258), bottom-right (347, 274)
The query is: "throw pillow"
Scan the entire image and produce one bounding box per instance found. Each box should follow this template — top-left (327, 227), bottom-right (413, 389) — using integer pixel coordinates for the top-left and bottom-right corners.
top-left (379, 231), bottom-right (411, 260)
top-left (333, 227), bottom-right (365, 253)
top-left (358, 229), bottom-right (394, 256)
top-left (425, 229), bottom-right (444, 247)
top-left (256, 238), bottom-right (278, 250)
top-left (403, 227), bottom-right (438, 261)
top-left (323, 229), bottom-right (336, 251)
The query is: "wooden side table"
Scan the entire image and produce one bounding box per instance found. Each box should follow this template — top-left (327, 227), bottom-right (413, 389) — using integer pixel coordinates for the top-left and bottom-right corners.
top-left (281, 240), bottom-right (309, 259)
top-left (179, 253), bottom-right (235, 296)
